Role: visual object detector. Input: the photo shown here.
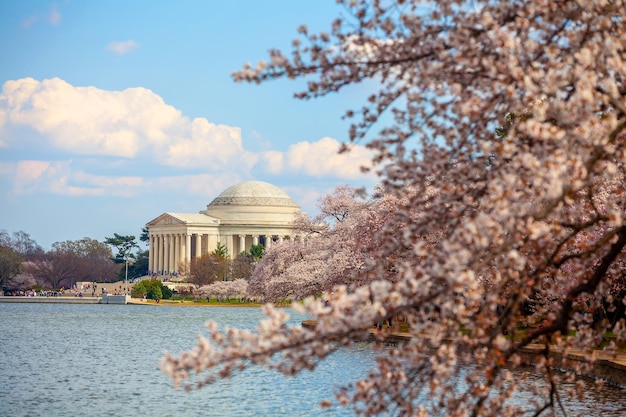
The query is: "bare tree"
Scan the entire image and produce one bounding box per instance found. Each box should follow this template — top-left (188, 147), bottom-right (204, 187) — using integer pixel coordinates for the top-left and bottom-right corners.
top-left (0, 230), bottom-right (43, 258)
top-left (188, 253), bottom-right (224, 287)
top-left (53, 237), bottom-right (118, 282)
top-left (26, 250), bottom-right (80, 290)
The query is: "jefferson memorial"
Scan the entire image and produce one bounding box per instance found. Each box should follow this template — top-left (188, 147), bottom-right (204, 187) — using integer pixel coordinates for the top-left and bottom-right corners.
top-left (146, 181), bottom-right (302, 275)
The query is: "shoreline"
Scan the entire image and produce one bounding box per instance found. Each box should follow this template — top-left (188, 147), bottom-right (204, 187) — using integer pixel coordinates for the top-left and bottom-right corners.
top-left (127, 298), bottom-right (267, 307)
top-left (0, 295), bottom-right (269, 308)
top-left (0, 295), bottom-right (101, 304)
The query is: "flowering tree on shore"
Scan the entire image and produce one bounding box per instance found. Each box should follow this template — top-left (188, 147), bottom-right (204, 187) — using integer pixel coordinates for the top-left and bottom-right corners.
top-left (161, 1), bottom-right (625, 415)
top-left (197, 279), bottom-right (249, 302)
top-left (248, 186), bottom-right (370, 302)
top-left (247, 185), bottom-right (403, 303)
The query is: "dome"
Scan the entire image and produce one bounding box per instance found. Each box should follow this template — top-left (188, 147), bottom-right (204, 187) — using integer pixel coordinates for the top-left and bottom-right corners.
top-left (208, 181), bottom-right (299, 208)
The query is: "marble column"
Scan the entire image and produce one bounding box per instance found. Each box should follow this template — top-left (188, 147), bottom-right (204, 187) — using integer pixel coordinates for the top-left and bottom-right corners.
top-left (169, 235), bottom-right (175, 274)
top-left (225, 234), bottom-right (234, 258)
top-left (173, 234), bottom-right (180, 273)
top-left (195, 234), bottom-right (202, 259)
top-left (156, 235), bottom-right (163, 274)
top-left (148, 235), bottom-right (154, 274)
top-left (153, 235), bottom-right (158, 274)
top-left (207, 234), bottom-right (217, 255)
top-left (185, 234), bottom-right (191, 263)
top-left (239, 235), bottom-right (246, 254)
top-left (163, 235), bottom-right (170, 273)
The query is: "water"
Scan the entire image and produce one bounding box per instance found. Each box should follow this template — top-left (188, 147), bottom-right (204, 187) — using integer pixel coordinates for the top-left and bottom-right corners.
top-left (0, 303), bottom-right (624, 417)
top-left (0, 303), bottom-right (376, 417)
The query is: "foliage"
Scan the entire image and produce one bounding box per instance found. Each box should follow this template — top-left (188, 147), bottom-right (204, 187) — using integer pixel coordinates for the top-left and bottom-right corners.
top-left (162, 2), bottom-right (626, 416)
top-left (105, 233), bottom-right (139, 264)
top-left (0, 245), bottom-right (23, 290)
top-left (119, 249), bottom-right (149, 281)
top-left (140, 226), bottom-right (149, 243)
top-left (249, 244), bottom-right (264, 259)
top-left (132, 279), bottom-right (172, 300)
top-left (105, 233), bottom-right (141, 281)
top-left (213, 242), bottom-right (228, 258)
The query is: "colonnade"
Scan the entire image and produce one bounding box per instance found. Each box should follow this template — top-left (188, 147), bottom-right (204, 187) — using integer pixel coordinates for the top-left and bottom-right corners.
top-left (148, 232), bottom-right (292, 275)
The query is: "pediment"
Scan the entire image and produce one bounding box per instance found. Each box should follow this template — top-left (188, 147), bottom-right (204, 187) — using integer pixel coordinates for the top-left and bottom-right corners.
top-left (146, 213), bottom-right (185, 227)
top-left (146, 212), bottom-right (220, 227)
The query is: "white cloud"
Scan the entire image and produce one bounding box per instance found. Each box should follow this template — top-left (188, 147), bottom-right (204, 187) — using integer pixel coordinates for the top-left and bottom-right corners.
top-left (106, 40), bottom-right (140, 56)
top-left (11, 160), bottom-right (145, 196)
top-left (165, 118), bottom-right (257, 171)
top-left (0, 77), bottom-right (377, 202)
top-left (12, 160), bottom-right (101, 196)
top-left (3, 158), bottom-right (246, 201)
top-left (250, 129), bottom-right (272, 150)
top-left (257, 138), bottom-right (373, 179)
top-left (258, 151), bottom-right (284, 174)
top-left (285, 137), bottom-right (374, 179)
top-left (284, 185), bottom-right (323, 214)
top-left (0, 78), bottom-right (250, 170)
top-left (14, 160), bottom-right (51, 194)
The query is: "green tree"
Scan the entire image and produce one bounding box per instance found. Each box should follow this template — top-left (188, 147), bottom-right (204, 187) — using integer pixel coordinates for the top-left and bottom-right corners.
top-left (105, 233), bottom-right (139, 287)
top-left (149, 285), bottom-right (162, 301)
top-left (249, 244), bottom-right (264, 259)
top-left (0, 246), bottom-right (23, 290)
top-left (213, 242), bottom-right (228, 258)
top-left (131, 278), bottom-right (171, 300)
top-left (213, 243), bottom-right (229, 281)
top-left (140, 226), bottom-right (149, 244)
top-left (125, 249), bottom-right (149, 280)
top-left (105, 233), bottom-right (139, 264)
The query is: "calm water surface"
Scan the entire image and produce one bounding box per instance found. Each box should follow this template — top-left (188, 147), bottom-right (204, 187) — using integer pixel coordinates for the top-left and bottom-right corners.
top-left (0, 303), bottom-right (624, 417)
top-left (0, 303), bottom-right (375, 417)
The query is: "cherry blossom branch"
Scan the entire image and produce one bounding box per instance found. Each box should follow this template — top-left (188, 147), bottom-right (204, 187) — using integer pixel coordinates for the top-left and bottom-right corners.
top-left (515, 225), bottom-right (626, 349)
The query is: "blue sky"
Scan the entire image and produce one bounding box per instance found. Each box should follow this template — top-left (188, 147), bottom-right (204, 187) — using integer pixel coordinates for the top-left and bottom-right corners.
top-left (0, 1), bottom-right (378, 250)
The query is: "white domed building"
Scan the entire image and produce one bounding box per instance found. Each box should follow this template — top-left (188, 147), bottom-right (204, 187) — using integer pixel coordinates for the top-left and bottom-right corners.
top-left (146, 181), bottom-right (301, 275)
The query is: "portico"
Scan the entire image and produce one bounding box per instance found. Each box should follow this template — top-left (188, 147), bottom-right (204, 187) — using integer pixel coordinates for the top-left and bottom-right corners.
top-left (146, 181), bottom-right (301, 275)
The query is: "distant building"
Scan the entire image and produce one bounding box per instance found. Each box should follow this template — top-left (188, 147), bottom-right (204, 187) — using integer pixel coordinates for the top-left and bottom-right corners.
top-left (146, 181), bottom-right (301, 275)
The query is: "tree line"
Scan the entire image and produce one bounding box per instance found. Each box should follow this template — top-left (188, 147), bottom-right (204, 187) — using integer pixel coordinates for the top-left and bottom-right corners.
top-left (0, 229), bottom-right (149, 292)
top-left (1, 226), bottom-right (266, 294)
